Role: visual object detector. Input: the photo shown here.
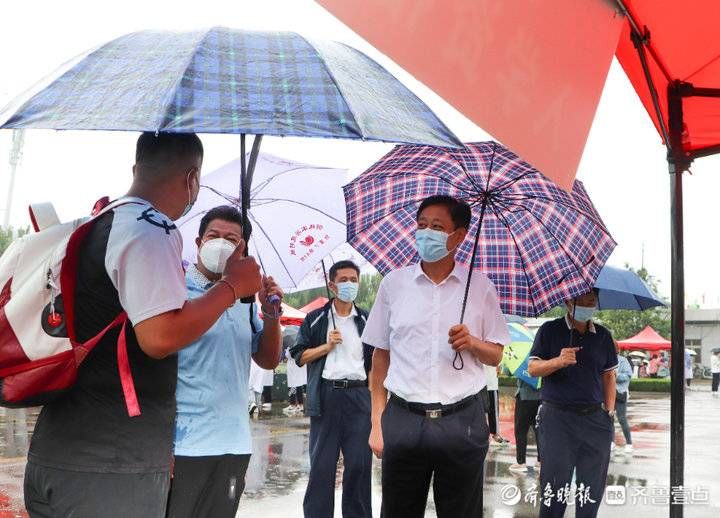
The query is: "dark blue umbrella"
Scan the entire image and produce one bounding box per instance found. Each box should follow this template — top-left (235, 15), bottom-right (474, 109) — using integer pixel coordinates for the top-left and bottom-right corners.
top-left (594, 265), bottom-right (665, 310)
top-left (0, 27), bottom-right (460, 148)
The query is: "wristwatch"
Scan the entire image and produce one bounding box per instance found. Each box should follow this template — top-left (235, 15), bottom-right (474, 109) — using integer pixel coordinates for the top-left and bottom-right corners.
top-left (607, 409), bottom-right (616, 418)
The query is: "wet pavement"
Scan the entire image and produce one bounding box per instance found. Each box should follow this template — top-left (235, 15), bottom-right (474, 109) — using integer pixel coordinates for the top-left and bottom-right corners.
top-left (1, 386), bottom-right (719, 517)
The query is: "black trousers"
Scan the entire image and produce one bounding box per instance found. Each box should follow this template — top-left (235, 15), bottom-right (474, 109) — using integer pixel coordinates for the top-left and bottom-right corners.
top-left (537, 404), bottom-right (613, 518)
top-left (514, 396), bottom-right (541, 464)
top-left (166, 454), bottom-right (251, 518)
top-left (483, 389), bottom-right (499, 435)
top-left (712, 372), bottom-right (720, 392)
top-left (304, 383), bottom-right (372, 518)
top-left (24, 461), bottom-right (170, 518)
top-left (381, 396), bottom-right (489, 518)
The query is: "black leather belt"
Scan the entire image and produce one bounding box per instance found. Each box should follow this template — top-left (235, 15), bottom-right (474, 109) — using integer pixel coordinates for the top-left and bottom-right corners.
top-left (543, 400), bottom-right (603, 415)
top-left (390, 388), bottom-right (486, 419)
top-left (327, 379), bottom-right (367, 389)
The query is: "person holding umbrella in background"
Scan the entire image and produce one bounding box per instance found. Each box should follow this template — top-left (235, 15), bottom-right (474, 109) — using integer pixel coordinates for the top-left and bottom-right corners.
top-left (290, 260), bottom-right (373, 518)
top-left (363, 195), bottom-right (510, 517)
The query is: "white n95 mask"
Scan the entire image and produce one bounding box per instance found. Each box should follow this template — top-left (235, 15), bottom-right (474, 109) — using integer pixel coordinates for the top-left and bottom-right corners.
top-left (199, 238), bottom-right (237, 274)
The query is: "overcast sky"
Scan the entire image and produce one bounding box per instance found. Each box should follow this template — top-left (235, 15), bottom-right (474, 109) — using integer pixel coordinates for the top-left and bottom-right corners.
top-left (1, 0), bottom-right (719, 305)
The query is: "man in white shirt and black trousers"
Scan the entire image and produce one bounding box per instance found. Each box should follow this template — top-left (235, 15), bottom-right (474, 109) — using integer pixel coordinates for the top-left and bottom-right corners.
top-left (290, 260), bottom-right (373, 518)
top-left (363, 195), bottom-right (510, 518)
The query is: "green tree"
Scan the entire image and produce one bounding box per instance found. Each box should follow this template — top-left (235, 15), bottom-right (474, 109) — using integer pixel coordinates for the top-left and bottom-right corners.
top-left (541, 265), bottom-right (670, 340)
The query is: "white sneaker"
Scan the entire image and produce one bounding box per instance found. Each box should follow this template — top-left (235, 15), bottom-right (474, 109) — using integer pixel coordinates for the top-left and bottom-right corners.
top-left (248, 403), bottom-right (258, 417)
top-left (509, 463), bottom-right (528, 473)
top-left (282, 406), bottom-right (294, 415)
top-left (261, 402), bottom-right (272, 411)
top-left (624, 444), bottom-right (634, 454)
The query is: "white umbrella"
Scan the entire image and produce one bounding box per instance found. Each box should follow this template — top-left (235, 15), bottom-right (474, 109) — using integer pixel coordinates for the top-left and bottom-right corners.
top-left (178, 152), bottom-right (349, 289)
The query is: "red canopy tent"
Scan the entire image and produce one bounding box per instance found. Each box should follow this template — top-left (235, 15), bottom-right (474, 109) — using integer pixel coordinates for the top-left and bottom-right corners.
top-left (617, 326), bottom-right (671, 352)
top-left (299, 297), bottom-right (329, 314)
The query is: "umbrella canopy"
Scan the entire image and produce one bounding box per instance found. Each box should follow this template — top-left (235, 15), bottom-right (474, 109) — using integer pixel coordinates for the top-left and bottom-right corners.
top-left (343, 141), bottom-right (616, 317)
top-left (617, 326), bottom-right (671, 352)
top-left (502, 322), bottom-right (541, 389)
top-left (615, 0), bottom-right (720, 162)
top-left (594, 264), bottom-right (666, 310)
top-left (317, 0), bottom-right (624, 190)
top-left (177, 151), bottom-right (348, 289)
top-left (0, 27), bottom-right (460, 148)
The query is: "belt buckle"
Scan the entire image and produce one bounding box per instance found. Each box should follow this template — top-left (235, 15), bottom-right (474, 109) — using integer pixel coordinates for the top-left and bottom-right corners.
top-left (333, 380), bottom-right (348, 389)
top-left (425, 409), bottom-right (442, 419)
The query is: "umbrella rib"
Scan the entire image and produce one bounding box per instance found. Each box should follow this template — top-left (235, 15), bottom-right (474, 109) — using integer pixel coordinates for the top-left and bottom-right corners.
top-left (202, 185), bottom-right (241, 205)
top-left (490, 171), bottom-right (537, 194)
top-left (493, 193), bottom-right (613, 235)
top-left (250, 165), bottom-right (342, 196)
top-left (299, 36), bottom-right (365, 139)
top-left (156, 28), bottom-right (214, 131)
top-left (495, 199), bottom-right (600, 290)
top-left (247, 212), bottom-right (296, 287)
top-left (251, 197), bottom-right (346, 225)
top-left (486, 200), bottom-right (540, 317)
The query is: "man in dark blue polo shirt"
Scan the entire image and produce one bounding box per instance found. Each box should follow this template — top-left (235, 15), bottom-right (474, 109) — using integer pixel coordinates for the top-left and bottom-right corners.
top-left (528, 290), bottom-right (617, 518)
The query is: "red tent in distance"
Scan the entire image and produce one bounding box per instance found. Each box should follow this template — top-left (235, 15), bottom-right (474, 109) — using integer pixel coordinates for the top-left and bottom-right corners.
top-left (300, 297), bottom-right (330, 314)
top-left (617, 326), bottom-right (671, 352)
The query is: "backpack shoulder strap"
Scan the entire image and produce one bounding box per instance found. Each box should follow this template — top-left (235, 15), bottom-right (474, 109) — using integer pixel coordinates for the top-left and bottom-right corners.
top-left (60, 198), bottom-right (145, 418)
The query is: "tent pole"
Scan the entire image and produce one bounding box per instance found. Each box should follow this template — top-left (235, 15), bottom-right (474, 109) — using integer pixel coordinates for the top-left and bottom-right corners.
top-left (668, 81), bottom-right (688, 518)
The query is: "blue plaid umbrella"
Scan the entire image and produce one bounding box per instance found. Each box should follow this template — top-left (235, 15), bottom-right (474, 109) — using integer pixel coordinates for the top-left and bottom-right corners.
top-left (344, 141), bottom-right (616, 318)
top-left (0, 27), bottom-right (459, 147)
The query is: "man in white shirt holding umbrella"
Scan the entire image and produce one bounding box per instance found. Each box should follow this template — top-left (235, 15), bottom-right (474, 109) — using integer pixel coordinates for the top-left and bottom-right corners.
top-left (363, 195), bottom-right (510, 517)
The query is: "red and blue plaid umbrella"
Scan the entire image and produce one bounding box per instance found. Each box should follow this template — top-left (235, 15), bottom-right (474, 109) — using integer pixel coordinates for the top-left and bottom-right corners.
top-left (343, 141), bottom-right (616, 318)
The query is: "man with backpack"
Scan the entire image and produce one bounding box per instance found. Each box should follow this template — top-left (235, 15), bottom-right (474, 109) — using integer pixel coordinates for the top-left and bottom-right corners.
top-left (22, 133), bottom-right (262, 518)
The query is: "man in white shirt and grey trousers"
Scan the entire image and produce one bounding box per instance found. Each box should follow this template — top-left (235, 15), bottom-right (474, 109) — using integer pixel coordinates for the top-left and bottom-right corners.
top-left (363, 195), bottom-right (510, 517)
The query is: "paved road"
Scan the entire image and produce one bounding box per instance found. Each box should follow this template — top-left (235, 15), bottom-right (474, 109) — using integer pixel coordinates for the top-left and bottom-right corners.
top-left (0, 385), bottom-right (718, 517)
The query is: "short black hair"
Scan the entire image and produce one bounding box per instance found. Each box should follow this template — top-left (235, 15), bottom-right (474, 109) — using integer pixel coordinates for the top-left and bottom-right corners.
top-left (135, 132), bottom-right (204, 173)
top-left (198, 205), bottom-right (249, 239)
top-left (329, 260), bottom-right (360, 282)
top-left (416, 195), bottom-right (471, 230)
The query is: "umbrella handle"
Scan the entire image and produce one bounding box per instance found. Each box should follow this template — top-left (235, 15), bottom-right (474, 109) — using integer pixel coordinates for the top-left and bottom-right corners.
top-left (321, 260), bottom-right (337, 329)
top-left (455, 143), bottom-right (496, 371)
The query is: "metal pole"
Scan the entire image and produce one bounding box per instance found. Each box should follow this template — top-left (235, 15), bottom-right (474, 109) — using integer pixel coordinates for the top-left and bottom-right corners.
top-left (668, 81), bottom-right (687, 518)
top-left (4, 129), bottom-right (25, 228)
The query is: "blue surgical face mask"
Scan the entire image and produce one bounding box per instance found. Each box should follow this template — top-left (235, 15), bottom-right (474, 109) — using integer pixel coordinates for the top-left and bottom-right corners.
top-left (335, 281), bottom-right (359, 303)
top-left (571, 304), bottom-right (597, 322)
top-left (415, 228), bottom-right (455, 263)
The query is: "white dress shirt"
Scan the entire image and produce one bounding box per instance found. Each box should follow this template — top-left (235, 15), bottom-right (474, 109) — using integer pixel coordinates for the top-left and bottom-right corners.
top-left (362, 262), bottom-right (510, 404)
top-left (322, 305), bottom-right (366, 381)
